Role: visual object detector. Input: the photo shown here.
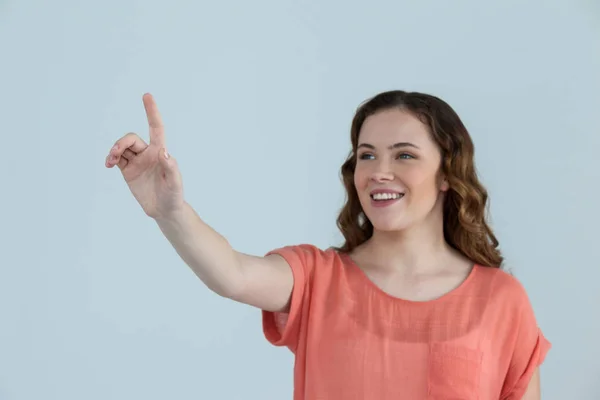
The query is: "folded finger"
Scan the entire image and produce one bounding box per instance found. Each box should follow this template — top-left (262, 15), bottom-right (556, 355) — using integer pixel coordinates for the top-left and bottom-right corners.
top-left (110, 133), bottom-right (148, 157)
top-left (117, 156), bottom-right (128, 171)
top-left (121, 149), bottom-right (136, 161)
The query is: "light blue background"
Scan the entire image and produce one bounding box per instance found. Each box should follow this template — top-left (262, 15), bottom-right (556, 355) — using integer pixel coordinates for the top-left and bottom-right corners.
top-left (1, 0), bottom-right (598, 398)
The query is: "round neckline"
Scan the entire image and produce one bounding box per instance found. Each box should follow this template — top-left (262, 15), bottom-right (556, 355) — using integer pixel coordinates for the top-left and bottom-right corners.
top-left (337, 251), bottom-right (479, 305)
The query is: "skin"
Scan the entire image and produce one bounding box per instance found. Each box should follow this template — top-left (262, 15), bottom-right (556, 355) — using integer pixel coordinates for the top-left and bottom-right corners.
top-left (522, 369), bottom-right (541, 400)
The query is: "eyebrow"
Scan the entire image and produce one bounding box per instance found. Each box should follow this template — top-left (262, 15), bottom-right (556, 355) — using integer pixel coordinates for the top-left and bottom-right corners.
top-left (357, 142), bottom-right (421, 150)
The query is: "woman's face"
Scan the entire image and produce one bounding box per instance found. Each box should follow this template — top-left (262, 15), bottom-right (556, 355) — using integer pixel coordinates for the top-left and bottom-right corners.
top-left (354, 109), bottom-right (449, 232)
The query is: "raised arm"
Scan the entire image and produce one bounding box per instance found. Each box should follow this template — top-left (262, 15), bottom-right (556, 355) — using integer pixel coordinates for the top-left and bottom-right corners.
top-left (105, 93), bottom-right (293, 312)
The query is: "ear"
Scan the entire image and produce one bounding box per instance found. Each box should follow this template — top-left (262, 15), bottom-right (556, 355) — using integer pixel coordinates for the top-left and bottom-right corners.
top-left (440, 176), bottom-right (450, 192)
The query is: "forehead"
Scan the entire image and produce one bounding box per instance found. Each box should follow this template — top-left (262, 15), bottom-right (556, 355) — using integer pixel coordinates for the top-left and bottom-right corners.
top-left (358, 109), bottom-right (431, 146)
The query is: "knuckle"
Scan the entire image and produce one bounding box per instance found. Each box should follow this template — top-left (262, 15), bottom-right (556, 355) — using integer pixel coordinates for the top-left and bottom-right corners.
top-left (113, 132), bottom-right (143, 151)
top-left (124, 132), bottom-right (139, 141)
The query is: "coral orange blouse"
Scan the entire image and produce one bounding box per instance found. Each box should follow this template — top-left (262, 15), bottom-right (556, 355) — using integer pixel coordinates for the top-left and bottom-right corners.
top-left (262, 244), bottom-right (551, 400)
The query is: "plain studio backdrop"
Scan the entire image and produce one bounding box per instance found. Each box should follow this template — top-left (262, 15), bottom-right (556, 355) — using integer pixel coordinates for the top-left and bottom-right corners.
top-left (1, 0), bottom-right (598, 399)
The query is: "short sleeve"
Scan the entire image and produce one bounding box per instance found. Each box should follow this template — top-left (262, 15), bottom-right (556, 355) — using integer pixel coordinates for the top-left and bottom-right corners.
top-left (500, 285), bottom-right (551, 400)
top-left (261, 244), bottom-right (319, 353)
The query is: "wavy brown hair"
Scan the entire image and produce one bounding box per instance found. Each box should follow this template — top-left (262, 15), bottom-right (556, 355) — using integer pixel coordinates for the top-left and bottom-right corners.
top-left (334, 90), bottom-right (503, 268)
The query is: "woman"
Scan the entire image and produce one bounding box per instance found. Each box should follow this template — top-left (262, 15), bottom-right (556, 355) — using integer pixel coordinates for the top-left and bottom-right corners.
top-left (105, 90), bottom-right (550, 399)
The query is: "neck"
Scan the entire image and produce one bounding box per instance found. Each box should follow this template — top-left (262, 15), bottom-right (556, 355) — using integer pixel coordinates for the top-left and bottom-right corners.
top-left (358, 201), bottom-right (464, 275)
top-left (367, 231), bottom-right (449, 274)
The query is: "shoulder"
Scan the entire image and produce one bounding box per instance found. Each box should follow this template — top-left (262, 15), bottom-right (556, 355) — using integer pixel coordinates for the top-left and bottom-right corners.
top-left (474, 265), bottom-right (532, 311)
top-left (476, 265), bottom-right (526, 294)
top-left (473, 266), bottom-right (547, 355)
top-left (267, 243), bottom-right (334, 260)
top-left (266, 244), bottom-right (340, 273)
top-left (475, 265), bottom-right (549, 351)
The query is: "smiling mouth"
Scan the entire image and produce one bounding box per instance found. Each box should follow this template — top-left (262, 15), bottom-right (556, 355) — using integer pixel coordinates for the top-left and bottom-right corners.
top-left (370, 193), bottom-right (405, 201)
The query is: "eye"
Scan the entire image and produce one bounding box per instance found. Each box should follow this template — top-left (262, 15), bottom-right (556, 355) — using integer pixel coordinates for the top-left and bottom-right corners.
top-left (397, 153), bottom-right (414, 160)
top-left (358, 152), bottom-right (375, 160)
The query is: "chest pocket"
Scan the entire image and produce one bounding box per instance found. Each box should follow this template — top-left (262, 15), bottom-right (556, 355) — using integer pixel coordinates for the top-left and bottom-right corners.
top-left (428, 343), bottom-right (483, 400)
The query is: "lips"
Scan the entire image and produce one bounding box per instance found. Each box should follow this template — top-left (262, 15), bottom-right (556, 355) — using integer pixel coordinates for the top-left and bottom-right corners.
top-left (368, 189), bottom-right (405, 208)
top-left (369, 188), bottom-right (405, 200)
top-left (371, 192), bottom-right (404, 201)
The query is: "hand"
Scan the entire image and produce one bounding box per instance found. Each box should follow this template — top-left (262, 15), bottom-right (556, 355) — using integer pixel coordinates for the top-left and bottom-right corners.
top-left (105, 93), bottom-right (184, 219)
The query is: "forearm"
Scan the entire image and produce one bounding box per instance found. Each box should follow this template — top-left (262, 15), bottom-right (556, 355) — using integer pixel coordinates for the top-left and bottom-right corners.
top-left (154, 202), bottom-right (243, 298)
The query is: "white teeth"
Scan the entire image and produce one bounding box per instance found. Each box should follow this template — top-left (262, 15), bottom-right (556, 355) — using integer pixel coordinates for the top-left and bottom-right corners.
top-left (372, 193), bottom-right (403, 201)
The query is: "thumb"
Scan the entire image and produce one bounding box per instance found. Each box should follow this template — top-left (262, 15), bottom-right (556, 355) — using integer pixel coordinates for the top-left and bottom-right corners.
top-left (158, 147), bottom-right (181, 184)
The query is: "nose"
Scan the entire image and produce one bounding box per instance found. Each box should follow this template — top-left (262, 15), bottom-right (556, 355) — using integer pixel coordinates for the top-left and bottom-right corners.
top-left (370, 161), bottom-right (394, 182)
top-left (371, 171), bottom-right (394, 182)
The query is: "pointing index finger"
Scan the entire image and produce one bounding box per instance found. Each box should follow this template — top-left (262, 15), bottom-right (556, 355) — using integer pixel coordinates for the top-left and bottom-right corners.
top-left (142, 93), bottom-right (165, 146)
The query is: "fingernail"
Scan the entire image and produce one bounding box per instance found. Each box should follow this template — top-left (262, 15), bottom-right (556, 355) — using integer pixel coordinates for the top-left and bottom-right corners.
top-left (164, 148), bottom-right (169, 159)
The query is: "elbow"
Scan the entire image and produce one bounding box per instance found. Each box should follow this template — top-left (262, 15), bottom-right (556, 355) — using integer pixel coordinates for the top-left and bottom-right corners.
top-left (213, 277), bottom-right (246, 301)
top-left (212, 256), bottom-right (247, 302)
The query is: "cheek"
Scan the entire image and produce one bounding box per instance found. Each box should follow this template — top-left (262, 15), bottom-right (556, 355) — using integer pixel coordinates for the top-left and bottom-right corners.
top-left (353, 169), bottom-right (368, 190)
top-left (353, 171), bottom-right (371, 208)
top-left (403, 168), bottom-right (436, 189)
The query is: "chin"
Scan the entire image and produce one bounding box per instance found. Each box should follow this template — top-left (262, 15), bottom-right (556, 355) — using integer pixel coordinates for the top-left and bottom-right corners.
top-left (368, 216), bottom-right (410, 232)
